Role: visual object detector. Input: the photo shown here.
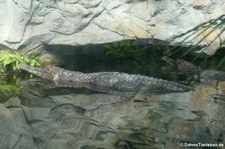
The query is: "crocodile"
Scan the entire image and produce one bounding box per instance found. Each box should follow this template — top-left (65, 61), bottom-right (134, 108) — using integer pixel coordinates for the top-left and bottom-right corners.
top-left (19, 63), bottom-right (190, 95)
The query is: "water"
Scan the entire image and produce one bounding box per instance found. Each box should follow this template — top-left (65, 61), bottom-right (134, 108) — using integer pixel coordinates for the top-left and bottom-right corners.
top-left (0, 44), bottom-right (225, 149)
top-left (0, 75), bottom-right (224, 149)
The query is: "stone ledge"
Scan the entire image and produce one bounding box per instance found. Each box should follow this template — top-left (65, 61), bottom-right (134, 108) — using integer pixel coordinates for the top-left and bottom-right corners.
top-left (0, 0), bottom-right (224, 55)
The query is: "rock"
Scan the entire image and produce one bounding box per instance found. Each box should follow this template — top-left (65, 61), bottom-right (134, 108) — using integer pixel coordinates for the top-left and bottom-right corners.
top-left (0, 102), bottom-right (38, 149)
top-left (0, 0), bottom-right (224, 55)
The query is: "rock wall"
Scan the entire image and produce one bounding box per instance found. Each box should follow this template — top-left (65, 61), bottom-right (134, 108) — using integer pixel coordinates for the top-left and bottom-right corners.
top-left (0, 0), bottom-right (225, 55)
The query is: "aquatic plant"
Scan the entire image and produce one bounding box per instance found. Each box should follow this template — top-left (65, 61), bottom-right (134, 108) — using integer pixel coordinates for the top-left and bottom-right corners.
top-left (0, 76), bottom-right (20, 96)
top-left (0, 51), bottom-right (40, 74)
top-left (0, 51), bottom-right (41, 100)
top-left (103, 40), bottom-right (179, 80)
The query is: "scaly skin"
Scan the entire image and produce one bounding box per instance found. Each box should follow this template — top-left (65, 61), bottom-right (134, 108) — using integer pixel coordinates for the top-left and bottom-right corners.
top-left (20, 63), bottom-right (190, 95)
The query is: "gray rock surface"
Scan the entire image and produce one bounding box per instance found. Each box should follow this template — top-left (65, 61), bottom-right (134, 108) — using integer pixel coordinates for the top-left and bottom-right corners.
top-left (0, 0), bottom-right (225, 55)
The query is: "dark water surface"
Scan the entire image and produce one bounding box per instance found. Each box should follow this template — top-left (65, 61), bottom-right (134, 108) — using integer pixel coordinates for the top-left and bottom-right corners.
top-left (1, 76), bottom-right (225, 149)
top-left (0, 44), bottom-right (225, 149)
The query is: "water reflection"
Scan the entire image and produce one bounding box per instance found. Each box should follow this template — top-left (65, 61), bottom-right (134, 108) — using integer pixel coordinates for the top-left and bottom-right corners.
top-left (0, 80), bottom-right (224, 149)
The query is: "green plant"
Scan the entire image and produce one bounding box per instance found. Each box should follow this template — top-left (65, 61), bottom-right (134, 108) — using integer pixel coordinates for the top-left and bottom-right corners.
top-left (0, 51), bottom-right (40, 74)
top-left (0, 76), bottom-right (20, 96)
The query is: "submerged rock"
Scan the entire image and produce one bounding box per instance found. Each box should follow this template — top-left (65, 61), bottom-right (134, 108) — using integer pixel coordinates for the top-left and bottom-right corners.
top-left (0, 83), bottom-right (224, 149)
